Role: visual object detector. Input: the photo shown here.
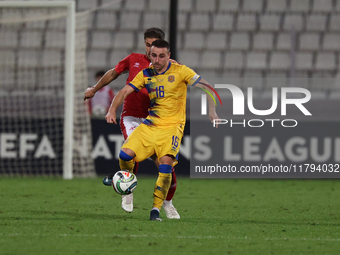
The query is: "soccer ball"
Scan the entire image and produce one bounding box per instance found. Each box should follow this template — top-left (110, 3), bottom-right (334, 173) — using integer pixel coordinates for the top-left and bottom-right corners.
top-left (112, 170), bottom-right (137, 195)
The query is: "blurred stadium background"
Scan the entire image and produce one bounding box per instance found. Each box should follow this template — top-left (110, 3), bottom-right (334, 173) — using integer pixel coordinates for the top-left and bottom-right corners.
top-left (0, 0), bottom-right (340, 177)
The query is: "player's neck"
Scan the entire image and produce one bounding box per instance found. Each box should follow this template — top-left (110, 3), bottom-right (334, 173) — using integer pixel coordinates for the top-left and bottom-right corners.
top-left (155, 62), bottom-right (170, 74)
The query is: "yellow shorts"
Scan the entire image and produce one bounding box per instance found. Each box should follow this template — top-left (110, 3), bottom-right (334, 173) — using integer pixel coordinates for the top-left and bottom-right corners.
top-left (121, 123), bottom-right (183, 166)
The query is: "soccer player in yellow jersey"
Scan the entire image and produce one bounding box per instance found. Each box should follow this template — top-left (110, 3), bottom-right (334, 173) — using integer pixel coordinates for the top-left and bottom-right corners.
top-left (106, 40), bottom-right (219, 221)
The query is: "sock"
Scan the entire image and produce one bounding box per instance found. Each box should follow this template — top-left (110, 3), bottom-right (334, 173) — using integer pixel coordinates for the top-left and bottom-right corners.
top-left (132, 162), bottom-right (139, 175)
top-left (152, 207), bottom-right (160, 212)
top-left (153, 165), bottom-right (172, 209)
top-left (163, 200), bottom-right (171, 206)
top-left (166, 167), bottom-right (177, 201)
top-left (119, 150), bottom-right (134, 172)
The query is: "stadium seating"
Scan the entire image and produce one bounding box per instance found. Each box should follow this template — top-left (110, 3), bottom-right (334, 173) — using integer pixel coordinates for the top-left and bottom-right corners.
top-left (41, 50), bottom-right (62, 67)
top-left (143, 12), bottom-right (166, 31)
top-left (283, 14), bottom-right (304, 31)
top-left (242, 0), bottom-right (263, 12)
top-left (269, 52), bottom-right (290, 70)
top-left (206, 32), bottom-right (227, 50)
top-left (306, 14), bottom-right (327, 31)
top-left (323, 34), bottom-right (340, 51)
top-left (0, 31), bottom-right (18, 48)
top-left (91, 31), bottom-right (113, 49)
top-left (290, 0), bottom-right (310, 12)
top-left (196, 0), bottom-right (216, 12)
top-left (266, 0), bottom-right (286, 12)
top-left (95, 11), bottom-right (117, 30)
top-left (276, 33), bottom-right (292, 50)
top-left (77, 0), bottom-right (97, 11)
top-left (299, 33), bottom-right (320, 51)
top-left (119, 12), bottom-right (141, 30)
top-left (149, 0), bottom-right (168, 11)
top-left (224, 52), bottom-right (244, 70)
top-left (201, 51), bottom-right (221, 69)
top-left (253, 33), bottom-right (274, 50)
top-left (219, 0), bottom-right (239, 12)
top-left (189, 13), bottom-right (210, 31)
top-left (329, 15), bottom-right (340, 31)
top-left (230, 33), bottom-right (250, 50)
top-left (246, 52), bottom-right (267, 70)
top-left (236, 13), bottom-right (257, 31)
top-left (101, 0), bottom-right (122, 10)
top-left (178, 0), bottom-right (192, 11)
top-left (3, 0), bottom-right (339, 95)
top-left (112, 31), bottom-right (134, 50)
top-left (178, 50), bottom-right (200, 69)
top-left (313, 0), bottom-right (333, 12)
top-left (259, 14), bottom-right (281, 31)
top-left (212, 13), bottom-right (234, 31)
top-left (45, 31), bottom-right (66, 48)
top-left (124, 0), bottom-right (145, 11)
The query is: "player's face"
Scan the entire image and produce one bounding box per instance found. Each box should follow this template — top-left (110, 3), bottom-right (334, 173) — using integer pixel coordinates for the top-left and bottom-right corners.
top-left (144, 37), bottom-right (159, 59)
top-left (150, 46), bottom-right (170, 73)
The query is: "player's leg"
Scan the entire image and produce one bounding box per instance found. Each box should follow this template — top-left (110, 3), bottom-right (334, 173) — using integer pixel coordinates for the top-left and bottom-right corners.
top-left (166, 167), bottom-right (177, 201)
top-left (119, 148), bottom-right (135, 172)
top-left (118, 148), bottom-right (136, 212)
top-left (151, 154), bottom-right (180, 219)
top-left (150, 155), bottom-right (174, 221)
top-left (162, 166), bottom-right (180, 219)
top-left (103, 116), bottom-right (139, 185)
top-left (150, 127), bottom-right (183, 221)
top-left (116, 117), bottom-right (144, 212)
top-left (120, 116), bottom-right (143, 175)
top-left (121, 124), bottom-right (155, 213)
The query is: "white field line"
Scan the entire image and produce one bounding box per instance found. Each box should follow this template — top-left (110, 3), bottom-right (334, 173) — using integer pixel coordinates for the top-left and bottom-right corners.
top-left (1, 233), bottom-right (340, 242)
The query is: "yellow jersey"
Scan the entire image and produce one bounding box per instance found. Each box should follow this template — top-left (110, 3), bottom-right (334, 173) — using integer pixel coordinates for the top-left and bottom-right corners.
top-left (128, 62), bottom-right (201, 130)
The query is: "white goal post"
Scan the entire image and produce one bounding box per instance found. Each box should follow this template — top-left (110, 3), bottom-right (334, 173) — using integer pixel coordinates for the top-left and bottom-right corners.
top-left (0, 1), bottom-right (95, 179)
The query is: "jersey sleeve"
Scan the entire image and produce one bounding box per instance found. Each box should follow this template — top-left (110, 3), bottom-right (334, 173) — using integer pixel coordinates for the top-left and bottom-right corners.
top-left (114, 54), bottom-right (130, 74)
top-left (180, 65), bottom-right (201, 86)
top-left (128, 70), bottom-right (145, 92)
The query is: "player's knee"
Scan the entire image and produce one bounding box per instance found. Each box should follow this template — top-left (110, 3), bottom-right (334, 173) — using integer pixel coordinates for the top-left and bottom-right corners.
top-left (159, 164), bottom-right (172, 174)
top-left (119, 150), bottom-right (134, 161)
top-left (159, 155), bottom-right (175, 165)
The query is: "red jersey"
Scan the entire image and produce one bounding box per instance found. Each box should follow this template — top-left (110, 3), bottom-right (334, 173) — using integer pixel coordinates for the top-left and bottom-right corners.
top-left (114, 53), bottom-right (151, 118)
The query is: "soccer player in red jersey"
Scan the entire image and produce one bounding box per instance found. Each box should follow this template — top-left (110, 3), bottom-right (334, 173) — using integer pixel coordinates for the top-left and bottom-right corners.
top-left (84, 28), bottom-right (180, 219)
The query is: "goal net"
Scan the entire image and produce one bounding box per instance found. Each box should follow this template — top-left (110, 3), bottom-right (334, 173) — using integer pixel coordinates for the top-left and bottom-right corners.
top-left (0, 1), bottom-right (95, 178)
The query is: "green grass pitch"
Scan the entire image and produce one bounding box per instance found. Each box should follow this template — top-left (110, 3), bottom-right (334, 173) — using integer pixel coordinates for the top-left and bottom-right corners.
top-left (1, 177), bottom-right (340, 255)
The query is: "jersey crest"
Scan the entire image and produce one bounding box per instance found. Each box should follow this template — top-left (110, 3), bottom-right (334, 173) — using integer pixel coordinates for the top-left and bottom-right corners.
top-left (168, 75), bottom-right (175, 83)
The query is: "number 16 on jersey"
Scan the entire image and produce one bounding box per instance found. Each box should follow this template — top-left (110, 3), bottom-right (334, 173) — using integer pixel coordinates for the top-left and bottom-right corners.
top-left (156, 86), bottom-right (164, 98)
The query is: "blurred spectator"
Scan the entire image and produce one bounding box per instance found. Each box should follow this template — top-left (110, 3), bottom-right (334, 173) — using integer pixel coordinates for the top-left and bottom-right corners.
top-left (88, 71), bottom-right (115, 117)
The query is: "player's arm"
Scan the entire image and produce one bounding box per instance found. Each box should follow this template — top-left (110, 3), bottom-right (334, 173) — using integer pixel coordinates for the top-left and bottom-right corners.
top-left (181, 66), bottom-right (221, 128)
top-left (105, 85), bottom-right (135, 124)
top-left (105, 69), bottom-right (145, 124)
top-left (84, 54), bottom-right (131, 100)
top-left (84, 68), bottom-right (120, 100)
top-left (194, 79), bottom-right (220, 128)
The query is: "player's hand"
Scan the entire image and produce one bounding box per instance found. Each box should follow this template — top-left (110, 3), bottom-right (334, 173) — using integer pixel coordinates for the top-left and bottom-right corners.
top-left (105, 112), bottom-right (117, 124)
top-left (209, 110), bottom-right (220, 128)
top-left (84, 87), bottom-right (96, 101)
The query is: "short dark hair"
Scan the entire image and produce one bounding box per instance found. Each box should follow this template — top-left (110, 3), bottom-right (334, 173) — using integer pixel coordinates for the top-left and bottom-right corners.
top-left (151, 39), bottom-right (170, 52)
top-left (95, 70), bottom-right (105, 78)
top-left (144, 27), bottom-right (165, 40)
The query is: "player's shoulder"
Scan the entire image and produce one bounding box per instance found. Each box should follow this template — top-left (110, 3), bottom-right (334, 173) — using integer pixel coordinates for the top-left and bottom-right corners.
top-left (171, 62), bottom-right (187, 68)
top-left (171, 62), bottom-right (191, 72)
top-left (129, 53), bottom-right (148, 60)
top-left (141, 66), bottom-right (156, 77)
